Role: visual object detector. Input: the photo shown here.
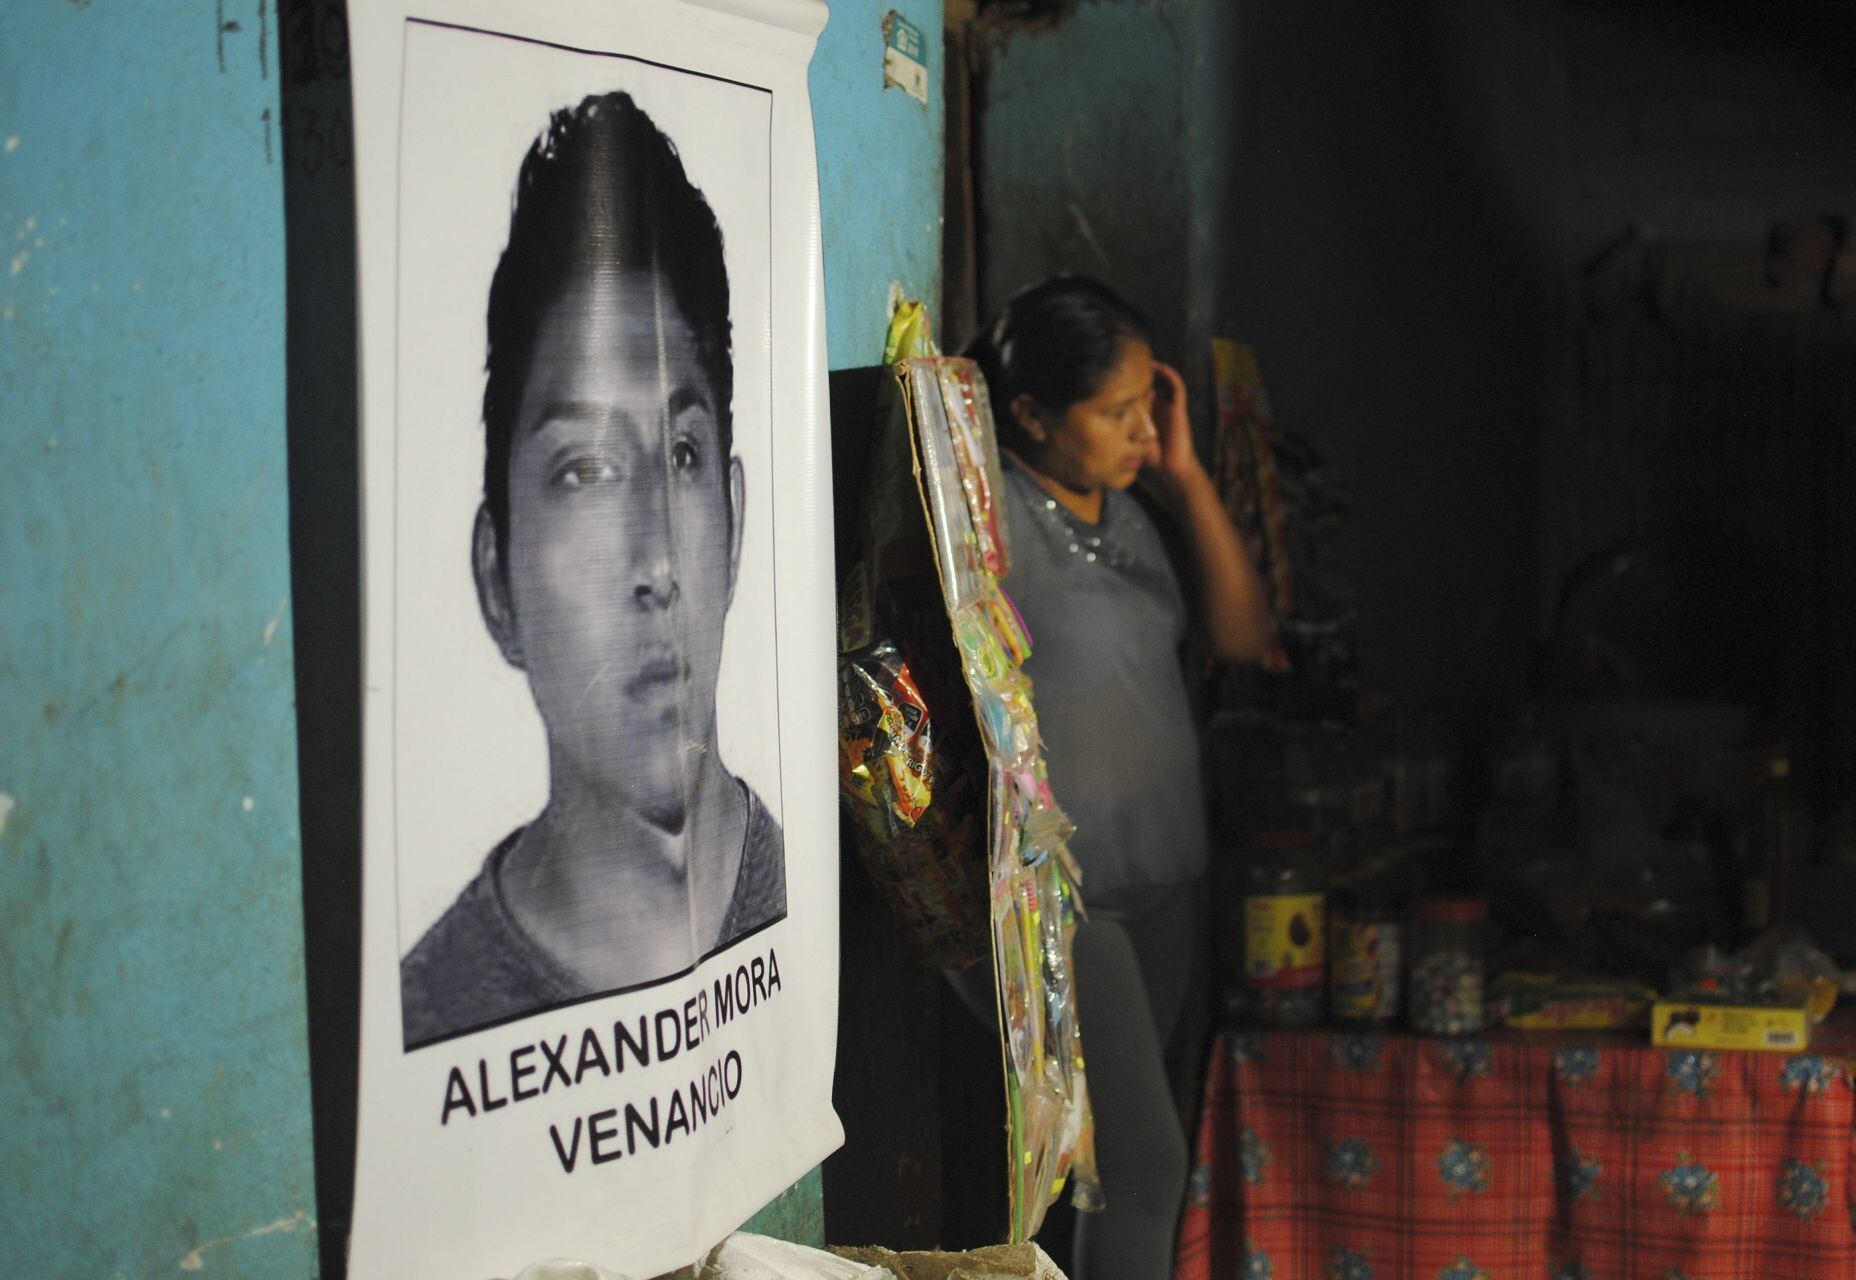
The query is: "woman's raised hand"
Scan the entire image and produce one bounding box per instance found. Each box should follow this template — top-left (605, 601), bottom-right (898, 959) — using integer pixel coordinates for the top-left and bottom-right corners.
top-left (1140, 360), bottom-right (1207, 506)
top-left (1143, 359), bottom-right (1276, 663)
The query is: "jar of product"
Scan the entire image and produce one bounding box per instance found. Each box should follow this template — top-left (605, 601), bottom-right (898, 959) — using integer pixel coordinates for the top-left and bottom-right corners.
top-left (1329, 886), bottom-right (1402, 1026)
top-left (1243, 832), bottom-right (1327, 1028)
top-left (1408, 896), bottom-right (1486, 1035)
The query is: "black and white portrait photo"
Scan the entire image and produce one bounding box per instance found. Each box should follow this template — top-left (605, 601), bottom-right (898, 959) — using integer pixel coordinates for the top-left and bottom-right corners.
top-left (385, 24), bottom-right (785, 1050)
top-left (347, 7), bottom-right (838, 1272)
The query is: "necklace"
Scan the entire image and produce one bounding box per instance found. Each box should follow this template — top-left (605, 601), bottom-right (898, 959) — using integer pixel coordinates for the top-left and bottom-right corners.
top-left (1010, 470), bottom-right (1136, 570)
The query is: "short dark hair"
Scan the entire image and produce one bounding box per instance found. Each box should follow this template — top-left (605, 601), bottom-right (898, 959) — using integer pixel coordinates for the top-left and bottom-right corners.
top-left (481, 91), bottom-right (732, 550)
top-left (961, 275), bottom-right (1149, 451)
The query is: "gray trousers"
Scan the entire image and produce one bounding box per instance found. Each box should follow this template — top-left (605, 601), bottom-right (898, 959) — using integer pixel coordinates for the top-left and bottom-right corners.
top-left (949, 878), bottom-right (1206, 1280)
top-left (1069, 880), bottom-right (1203, 1280)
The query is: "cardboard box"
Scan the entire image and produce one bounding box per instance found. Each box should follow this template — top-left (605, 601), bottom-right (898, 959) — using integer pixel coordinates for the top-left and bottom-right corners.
top-left (1650, 999), bottom-right (1811, 1052)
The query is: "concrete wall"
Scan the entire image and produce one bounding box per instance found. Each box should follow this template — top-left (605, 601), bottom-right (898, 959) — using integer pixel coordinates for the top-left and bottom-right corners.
top-left (1, 0), bottom-right (944, 1273)
top-left (815, 1), bottom-right (946, 365)
top-left (0, 7), bottom-right (320, 1277)
top-left (976, 3), bottom-right (1195, 355)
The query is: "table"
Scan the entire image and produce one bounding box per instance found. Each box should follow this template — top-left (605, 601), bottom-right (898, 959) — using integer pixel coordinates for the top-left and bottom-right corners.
top-left (1173, 1024), bottom-right (1856, 1279)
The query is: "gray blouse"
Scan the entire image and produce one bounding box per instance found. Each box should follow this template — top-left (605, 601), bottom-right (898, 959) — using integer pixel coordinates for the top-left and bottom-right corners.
top-left (1000, 466), bottom-right (1209, 898)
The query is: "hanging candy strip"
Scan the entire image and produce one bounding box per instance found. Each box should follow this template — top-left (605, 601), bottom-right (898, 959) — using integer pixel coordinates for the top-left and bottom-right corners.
top-left (896, 352), bottom-right (1101, 1241)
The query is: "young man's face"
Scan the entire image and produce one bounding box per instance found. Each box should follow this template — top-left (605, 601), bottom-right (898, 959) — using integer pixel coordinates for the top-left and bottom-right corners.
top-left (476, 270), bottom-right (742, 832)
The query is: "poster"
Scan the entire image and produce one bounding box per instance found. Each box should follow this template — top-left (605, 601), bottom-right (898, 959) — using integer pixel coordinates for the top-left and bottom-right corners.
top-left (346, 2), bottom-right (839, 1275)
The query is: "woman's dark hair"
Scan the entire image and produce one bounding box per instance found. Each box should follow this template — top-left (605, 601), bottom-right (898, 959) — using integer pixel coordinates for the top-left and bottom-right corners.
top-left (961, 274), bottom-right (1149, 451)
top-left (481, 91), bottom-right (732, 551)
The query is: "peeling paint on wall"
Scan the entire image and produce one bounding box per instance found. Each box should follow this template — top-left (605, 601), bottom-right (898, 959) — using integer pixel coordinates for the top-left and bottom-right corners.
top-left (177, 1209), bottom-right (316, 1272)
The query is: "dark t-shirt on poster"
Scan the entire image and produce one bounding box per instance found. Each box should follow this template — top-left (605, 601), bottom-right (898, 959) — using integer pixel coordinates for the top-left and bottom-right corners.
top-left (400, 786), bottom-right (785, 1048)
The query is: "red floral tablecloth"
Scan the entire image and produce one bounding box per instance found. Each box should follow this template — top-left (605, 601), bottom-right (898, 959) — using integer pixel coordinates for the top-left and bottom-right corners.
top-left (1174, 1026), bottom-right (1856, 1280)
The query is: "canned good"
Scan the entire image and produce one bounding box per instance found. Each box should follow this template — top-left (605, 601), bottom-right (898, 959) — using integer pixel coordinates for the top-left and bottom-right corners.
top-left (1329, 890), bottom-right (1401, 1025)
top-left (1243, 833), bottom-right (1326, 1028)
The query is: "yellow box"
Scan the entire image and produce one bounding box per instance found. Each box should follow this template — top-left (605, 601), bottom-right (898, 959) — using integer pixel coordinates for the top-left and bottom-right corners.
top-left (1650, 1000), bottom-right (1811, 1052)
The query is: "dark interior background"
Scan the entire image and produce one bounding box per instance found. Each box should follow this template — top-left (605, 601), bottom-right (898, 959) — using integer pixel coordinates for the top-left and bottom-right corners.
top-left (827, 0), bottom-right (1856, 1254)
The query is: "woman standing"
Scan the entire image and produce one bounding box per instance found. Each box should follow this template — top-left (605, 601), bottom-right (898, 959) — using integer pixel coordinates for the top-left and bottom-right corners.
top-left (965, 276), bottom-right (1272, 1279)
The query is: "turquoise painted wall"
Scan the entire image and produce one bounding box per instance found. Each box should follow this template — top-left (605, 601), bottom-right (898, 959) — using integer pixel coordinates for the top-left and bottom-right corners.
top-left (812, 0), bottom-right (945, 366)
top-left (978, 2), bottom-right (1192, 353)
top-left (0, 5), bottom-right (320, 1278)
top-left (975, 0), bottom-right (1234, 414)
top-left (1, 0), bottom-right (942, 1272)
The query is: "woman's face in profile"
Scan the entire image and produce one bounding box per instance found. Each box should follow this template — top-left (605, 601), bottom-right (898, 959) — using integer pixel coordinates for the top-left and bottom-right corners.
top-left (1032, 337), bottom-right (1158, 493)
top-left (497, 270), bottom-right (738, 831)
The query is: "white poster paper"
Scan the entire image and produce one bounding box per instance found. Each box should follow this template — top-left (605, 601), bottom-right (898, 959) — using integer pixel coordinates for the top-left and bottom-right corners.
top-left (346, 3), bottom-right (840, 1275)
